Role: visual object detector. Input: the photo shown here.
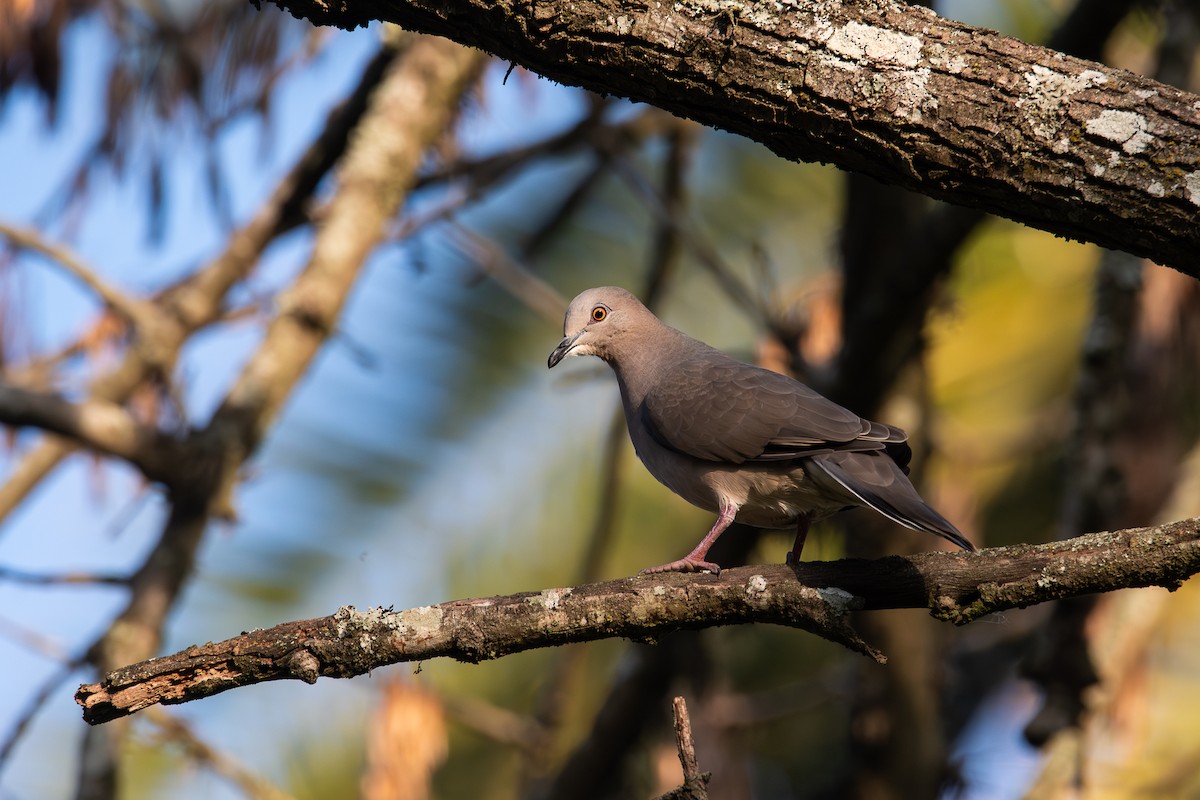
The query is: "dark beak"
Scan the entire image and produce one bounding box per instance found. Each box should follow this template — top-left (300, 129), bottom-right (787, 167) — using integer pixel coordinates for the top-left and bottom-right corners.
top-left (547, 332), bottom-right (581, 368)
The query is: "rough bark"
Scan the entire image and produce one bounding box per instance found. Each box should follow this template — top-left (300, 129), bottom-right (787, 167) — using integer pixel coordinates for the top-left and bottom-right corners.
top-left (257, 0), bottom-right (1200, 276)
top-left (76, 517), bottom-right (1200, 725)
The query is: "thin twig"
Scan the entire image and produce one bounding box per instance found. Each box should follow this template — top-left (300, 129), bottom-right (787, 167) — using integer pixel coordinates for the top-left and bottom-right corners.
top-left (389, 185), bottom-right (477, 242)
top-left (447, 223), bottom-right (567, 324)
top-left (607, 155), bottom-right (765, 323)
top-left (441, 693), bottom-right (547, 753)
top-left (519, 154), bottom-right (613, 261)
top-left (414, 98), bottom-right (618, 190)
top-left (642, 125), bottom-right (694, 309)
top-left (0, 223), bottom-right (160, 330)
top-left (672, 697), bottom-right (701, 784)
top-left (0, 615), bottom-right (71, 662)
top-left (144, 708), bottom-right (296, 800)
top-left (651, 696), bottom-right (710, 800)
top-left (0, 566), bottom-right (128, 587)
top-left (0, 658), bottom-right (84, 771)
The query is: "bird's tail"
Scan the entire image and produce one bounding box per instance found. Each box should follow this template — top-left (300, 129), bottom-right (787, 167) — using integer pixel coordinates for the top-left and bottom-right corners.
top-left (810, 451), bottom-right (975, 552)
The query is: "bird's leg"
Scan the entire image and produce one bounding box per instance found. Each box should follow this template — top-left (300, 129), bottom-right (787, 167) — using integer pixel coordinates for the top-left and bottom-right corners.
top-left (785, 513), bottom-right (811, 566)
top-left (641, 501), bottom-right (738, 575)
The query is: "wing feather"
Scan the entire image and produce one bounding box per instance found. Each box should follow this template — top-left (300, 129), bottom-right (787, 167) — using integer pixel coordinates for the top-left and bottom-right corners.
top-left (638, 349), bottom-right (903, 464)
top-left (809, 451), bottom-right (975, 551)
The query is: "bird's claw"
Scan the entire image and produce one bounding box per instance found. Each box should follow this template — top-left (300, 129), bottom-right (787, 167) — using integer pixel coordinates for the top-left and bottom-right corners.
top-left (640, 558), bottom-right (721, 575)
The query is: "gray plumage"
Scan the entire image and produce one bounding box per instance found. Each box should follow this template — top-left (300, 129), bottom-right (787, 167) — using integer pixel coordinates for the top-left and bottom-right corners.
top-left (548, 286), bottom-right (973, 574)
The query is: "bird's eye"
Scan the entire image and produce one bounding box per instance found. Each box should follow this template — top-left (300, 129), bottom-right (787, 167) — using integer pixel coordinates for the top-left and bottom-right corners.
top-left (591, 306), bottom-right (607, 322)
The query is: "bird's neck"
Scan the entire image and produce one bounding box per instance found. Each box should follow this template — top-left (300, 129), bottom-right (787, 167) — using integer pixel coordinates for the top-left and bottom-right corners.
top-left (609, 323), bottom-right (693, 405)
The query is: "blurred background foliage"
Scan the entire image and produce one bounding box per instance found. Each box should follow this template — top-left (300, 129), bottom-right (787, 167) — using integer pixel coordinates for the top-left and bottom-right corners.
top-left (1, 0), bottom-right (1199, 798)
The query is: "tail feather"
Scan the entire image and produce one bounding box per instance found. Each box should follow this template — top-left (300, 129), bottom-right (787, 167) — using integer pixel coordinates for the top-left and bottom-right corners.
top-left (810, 451), bottom-right (975, 552)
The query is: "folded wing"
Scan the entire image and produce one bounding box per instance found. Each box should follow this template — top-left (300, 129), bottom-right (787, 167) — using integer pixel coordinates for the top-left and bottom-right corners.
top-left (809, 450), bottom-right (975, 551)
top-left (639, 350), bottom-right (903, 464)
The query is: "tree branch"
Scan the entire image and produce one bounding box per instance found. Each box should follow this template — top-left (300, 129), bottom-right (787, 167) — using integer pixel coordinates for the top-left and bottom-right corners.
top-left (71, 35), bottom-right (487, 798)
top-left (0, 222), bottom-right (162, 331)
top-left (0, 383), bottom-right (187, 484)
top-left (0, 43), bottom-right (407, 531)
top-left (203, 36), bottom-right (484, 470)
top-left (447, 223), bottom-right (567, 324)
top-left (653, 696), bottom-right (711, 800)
top-left (143, 708), bottom-right (296, 800)
top-left (76, 517), bottom-right (1200, 725)
top-left (259, 0), bottom-right (1200, 276)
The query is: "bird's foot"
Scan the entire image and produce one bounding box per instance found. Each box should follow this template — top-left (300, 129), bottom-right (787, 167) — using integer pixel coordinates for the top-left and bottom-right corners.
top-left (640, 557), bottom-right (721, 575)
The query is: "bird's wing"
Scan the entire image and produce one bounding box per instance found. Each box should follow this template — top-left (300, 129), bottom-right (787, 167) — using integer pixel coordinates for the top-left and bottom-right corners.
top-left (639, 352), bottom-right (901, 464)
top-left (808, 451), bottom-right (975, 551)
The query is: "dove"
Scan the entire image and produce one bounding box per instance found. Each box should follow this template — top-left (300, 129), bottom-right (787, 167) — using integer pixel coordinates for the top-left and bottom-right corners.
top-left (548, 286), bottom-right (973, 574)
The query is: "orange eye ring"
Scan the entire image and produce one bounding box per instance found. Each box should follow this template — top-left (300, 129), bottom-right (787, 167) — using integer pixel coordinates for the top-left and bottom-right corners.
top-left (591, 306), bottom-right (607, 322)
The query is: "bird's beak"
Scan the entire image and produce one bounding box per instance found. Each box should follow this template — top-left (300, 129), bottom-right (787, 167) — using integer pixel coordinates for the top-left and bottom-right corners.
top-left (548, 331), bottom-right (582, 368)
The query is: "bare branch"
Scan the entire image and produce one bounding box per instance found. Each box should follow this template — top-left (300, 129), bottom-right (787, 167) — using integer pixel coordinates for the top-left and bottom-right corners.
top-left (0, 383), bottom-right (186, 483)
top-left (447, 224), bottom-right (567, 324)
top-left (76, 518), bottom-right (1200, 725)
top-left (0, 222), bottom-right (161, 330)
top-left (519, 155), bottom-right (612, 261)
top-left (672, 697), bottom-right (700, 782)
top-left (0, 659), bottom-right (83, 770)
top-left (261, 0), bottom-right (1200, 276)
top-left (440, 693), bottom-right (547, 752)
top-left (71, 36), bottom-right (487, 796)
top-left (0, 566), bottom-right (128, 586)
top-left (0, 614), bottom-right (71, 662)
top-left (414, 98), bottom-right (612, 189)
top-left (0, 43), bottom-right (408, 530)
top-left (0, 440), bottom-right (77, 530)
top-left (608, 155), bottom-right (765, 323)
top-left (652, 696), bottom-right (710, 800)
top-left (205, 39), bottom-right (485, 465)
top-left (143, 709), bottom-right (295, 800)
top-left (414, 102), bottom-right (672, 192)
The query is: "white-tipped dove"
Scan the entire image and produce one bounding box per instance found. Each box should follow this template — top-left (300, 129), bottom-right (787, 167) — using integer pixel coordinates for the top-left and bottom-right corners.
top-left (548, 286), bottom-right (974, 574)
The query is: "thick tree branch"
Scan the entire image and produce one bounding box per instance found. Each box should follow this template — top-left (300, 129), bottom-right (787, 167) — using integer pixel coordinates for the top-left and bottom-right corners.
top-left (79, 31), bottom-right (485, 684)
top-left (0, 44), bottom-right (406, 529)
top-left (259, 0), bottom-right (1200, 276)
top-left (202, 37), bottom-right (484, 470)
top-left (0, 383), bottom-right (187, 484)
top-left (72, 35), bottom-right (487, 798)
top-left (76, 517), bottom-right (1200, 725)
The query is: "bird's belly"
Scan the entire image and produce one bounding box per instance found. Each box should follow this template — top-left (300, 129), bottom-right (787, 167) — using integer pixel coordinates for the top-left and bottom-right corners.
top-left (711, 463), bottom-right (847, 528)
top-left (633, 439), bottom-right (849, 529)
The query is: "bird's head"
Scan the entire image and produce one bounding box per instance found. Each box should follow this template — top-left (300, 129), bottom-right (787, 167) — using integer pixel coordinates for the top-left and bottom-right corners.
top-left (547, 286), bottom-right (654, 368)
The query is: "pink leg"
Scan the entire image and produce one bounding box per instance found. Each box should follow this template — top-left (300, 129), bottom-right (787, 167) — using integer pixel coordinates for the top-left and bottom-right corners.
top-left (641, 501), bottom-right (738, 575)
top-left (786, 514), bottom-right (811, 566)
